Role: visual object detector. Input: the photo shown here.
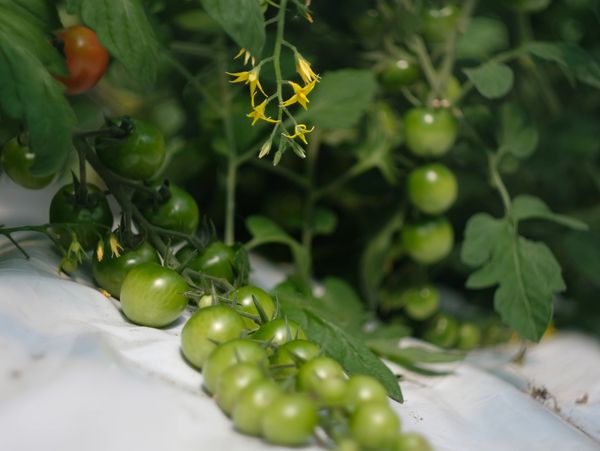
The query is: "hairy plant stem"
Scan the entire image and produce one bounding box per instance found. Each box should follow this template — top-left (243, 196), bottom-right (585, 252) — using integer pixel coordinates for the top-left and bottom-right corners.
top-left (300, 129), bottom-right (322, 283)
top-left (217, 39), bottom-right (239, 247)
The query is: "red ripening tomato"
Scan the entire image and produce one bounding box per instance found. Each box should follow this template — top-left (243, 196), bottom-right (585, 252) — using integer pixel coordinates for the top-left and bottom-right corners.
top-left (54, 26), bottom-right (109, 95)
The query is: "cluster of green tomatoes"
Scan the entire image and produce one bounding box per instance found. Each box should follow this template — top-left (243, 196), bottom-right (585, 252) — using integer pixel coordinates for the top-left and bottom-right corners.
top-left (1, 117), bottom-right (432, 450)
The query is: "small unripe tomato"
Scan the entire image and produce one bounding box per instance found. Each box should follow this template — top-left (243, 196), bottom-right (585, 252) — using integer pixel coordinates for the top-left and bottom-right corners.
top-left (96, 118), bottom-right (165, 181)
top-left (407, 163), bottom-right (458, 215)
top-left (120, 262), bottom-right (189, 328)
top-left (380, 58), bottom-right (420, 91)
top-left (403, 108), bottom-right (457, 157)
top-left (421, 5), bottom-right (460, 44)
top-left (402, 217), bottom-right (454, 264)
top-left (1, 138), bottom-right (54, 189)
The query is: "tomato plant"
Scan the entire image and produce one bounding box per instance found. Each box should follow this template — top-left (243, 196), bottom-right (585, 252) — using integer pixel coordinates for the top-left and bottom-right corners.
top-left (2, 0), bottom-right (600, 448)
top-left (54, 25), bottom-right (109, 95)
top-left (1, 138), bottom-right (54, 189)
top-left (120, 262), bottom-right (189, 327)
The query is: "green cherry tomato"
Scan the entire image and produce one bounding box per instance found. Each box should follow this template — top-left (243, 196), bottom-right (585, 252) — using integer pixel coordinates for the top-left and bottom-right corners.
top-left (120, 262), bottom-right (189, 327)
top-left (421, 5), bottom-right (460, 44)
top-left (96, 118), bottom-right (166, 181)
top-left (350, 401), bottom-right (400, 450)
top-left (181, 305), bottom-right (247, 369)
top-left (216, 362), bottom-right (265, 415)
top-left (402, 217), bottom-right (454, 264)
top-left (49, 183), bottom-right (113, 250)
top-left (139, 184), bottom-right (199, 235)
top-left (231, 285), bottom-right (276, 329)
top-left (261, 394), bottom-right (318, 446)
top-left (503, 0), bottom-right (550, 13)
top-left (408, 163), bottom-right (458, 215)
top-left (424, 313), bottom-right (459, 348)
top-left (233, 379), bottom-right (282, 436)
top-left (92, 241), bottom-right (159, 297)
top-left (178, 241), bottom-right (236, 283)
top-left (380, 58), bottom-right (420, 91)
top-left (297, 356), bottom-right (347, 406)
top-left (395, 432), bottom-right (434, 451)
top-left (251, 318), bottom-right (306, 347)
top-left (203, 339), bottom-right (268, 394)
top-left (271, 339), bottom-right (321, 377)
top-left (404, 108), bottom-right (457, 157)
top-left (1, 138), bottom-right (54, 189)
top-left (344, 375), bottom-right (389, 412)
top-left (457, 321), bottom-right (482, 350)
top-left (402, 285), bottom-right (441, 321)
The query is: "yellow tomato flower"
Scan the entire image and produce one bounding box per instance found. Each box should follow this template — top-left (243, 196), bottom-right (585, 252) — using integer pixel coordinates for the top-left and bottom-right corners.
top-left (109, 234), bottom-right (123, 258)
top-left (283, 124), bottom-right (315, 145)
top-left (247, 95), bottom-right (279, 126)
top-left (227, 67), bottom-right (267, 97)
top-left (295, 55), bottom-right (319, 84)
top-left (281, 79), bottom-right (317, 110)
top-left (96, 238), bottom-right (105, 262)
top-left (234, 48), bottom-right (255, 66)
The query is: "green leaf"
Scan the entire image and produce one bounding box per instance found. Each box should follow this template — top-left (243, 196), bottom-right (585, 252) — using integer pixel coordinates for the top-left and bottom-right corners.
top-left (66, 0), bottom-right (160, 88)
top-left (277, 294), bottom-right (403, 402)
top-left (498, 103), bottom-right (538, 158)
top-left (246, 215), bottom-right (290, 243)
top-left (562, 232), bottom-right (600, 288)
top-left (319, 277), bottom-right (366, 330)
top-left (0, 0), bottom-right (61, 31)
top-left (305, 70), bottom-right (377, 130)
top-left (354, 103), bottom-right (402, 184)
top-left (457, 17), bottom-right (509, 61)
top-left (368, 341), bottom-right (464, 364)
top-left (512, 195), bottom-right (588, 230)
top-left (461, 213), bottom-right (564, 341)
top-left (246, 216), bottom-right (310, 278)
top-left (464, 62), bottom-right (514, 99)
top-left (0, 12), bottom-right (76, 176)
top-left (521, 41), bottom-right (600, 89)
top-left (199, 0), bottom-right (265, 56)
top-left (312, 207), bottom-right (337, 236)
top-left (360, 212), bottom-right (404, 309)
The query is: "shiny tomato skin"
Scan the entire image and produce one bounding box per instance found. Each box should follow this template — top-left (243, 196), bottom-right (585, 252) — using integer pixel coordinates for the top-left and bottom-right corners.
top-left (139, 184), bottom-right (200, 235)
top-left (402, 217), bottom-right (454, 264)
top-left (119, 262), bottom-right (189, 328)
top-left (92, 241), bottom-right (159, 298)
top-left (1, 138), bottom-right (54, 189)
top-left (96, 119), bottom-right (165, 181)
top-left (55, 26), bottom-right (109, 95)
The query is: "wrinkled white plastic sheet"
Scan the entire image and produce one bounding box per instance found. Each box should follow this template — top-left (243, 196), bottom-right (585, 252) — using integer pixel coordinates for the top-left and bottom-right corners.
top-left (1, 180), bottom-right (599, 451)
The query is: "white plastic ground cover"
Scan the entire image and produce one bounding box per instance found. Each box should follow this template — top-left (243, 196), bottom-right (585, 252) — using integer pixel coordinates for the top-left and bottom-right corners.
top-left (1, 181), bottom-right (599, 450)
